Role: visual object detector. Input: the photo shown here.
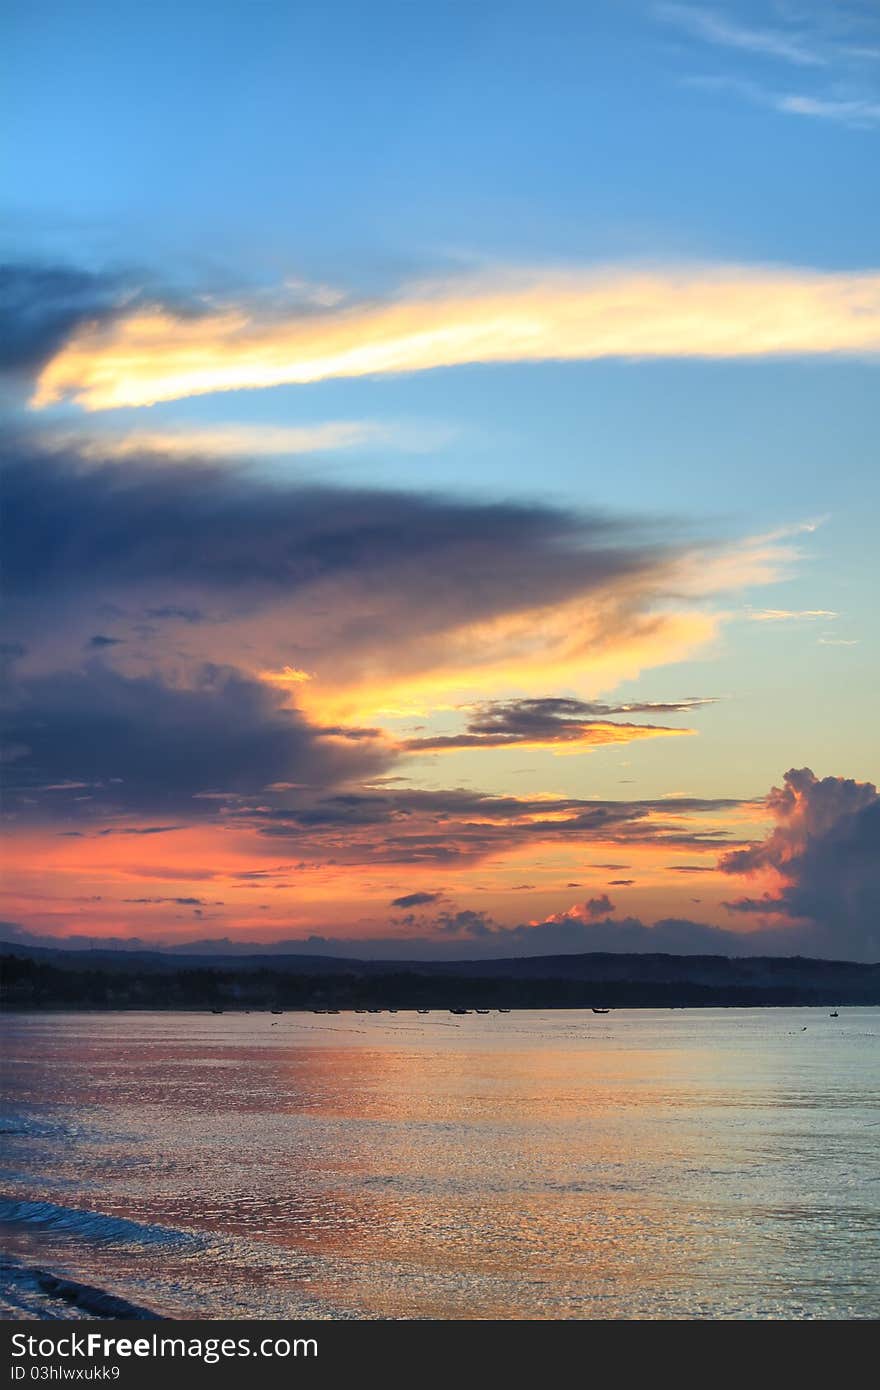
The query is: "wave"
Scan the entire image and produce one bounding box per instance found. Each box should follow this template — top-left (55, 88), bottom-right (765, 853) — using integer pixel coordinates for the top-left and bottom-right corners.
top-left (0, 1258), bottom-right (159, 1320)
top-left (0, 1197), bottom-right (198, 1248)
top-left (0, 1114), bottom-right (81, 1140)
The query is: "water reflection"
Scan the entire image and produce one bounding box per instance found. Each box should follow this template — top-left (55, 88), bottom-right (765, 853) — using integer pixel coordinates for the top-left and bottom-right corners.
top-left (1, 1010), bottom-right (878, 1319)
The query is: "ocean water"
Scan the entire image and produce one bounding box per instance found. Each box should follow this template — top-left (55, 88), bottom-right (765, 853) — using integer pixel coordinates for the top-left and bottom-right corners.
top-left (1, 1008), bottom-right (878, 1320)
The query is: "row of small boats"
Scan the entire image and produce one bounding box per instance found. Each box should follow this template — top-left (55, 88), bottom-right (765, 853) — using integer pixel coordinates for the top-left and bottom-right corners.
top-left (211, 1005), bottom-right (615, 1016)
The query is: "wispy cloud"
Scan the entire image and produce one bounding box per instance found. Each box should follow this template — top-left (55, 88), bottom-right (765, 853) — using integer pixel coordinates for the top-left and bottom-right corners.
top-left (776, 92), bottom-right (880, 125)
top-left (656, 3), bottom-right (824, 67)
top-left (27, 263), bottom-right (880, 410)
top-left (404, 696), bottom-right (711, 753)
top-left (664, 3), bottom-right (880, 128)
top-left (685, 73), bottom-right (880, 127)
top-left (746, 608), bottom-right (837, 622)
top-left (68, 421), bottom-right (406, 460)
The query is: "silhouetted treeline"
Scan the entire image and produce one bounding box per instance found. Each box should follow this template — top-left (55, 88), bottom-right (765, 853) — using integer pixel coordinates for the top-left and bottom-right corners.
top-left (3, 951), bottom-right (878, 1010)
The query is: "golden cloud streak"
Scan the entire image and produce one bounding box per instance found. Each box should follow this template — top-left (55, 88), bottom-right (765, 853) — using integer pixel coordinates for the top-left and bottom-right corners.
top-left (404, 723), bottom-right (694, 755)
top-left (273, 605), bottom-right (719, 726)
top-left (32, 264), bottom-right (880, 410)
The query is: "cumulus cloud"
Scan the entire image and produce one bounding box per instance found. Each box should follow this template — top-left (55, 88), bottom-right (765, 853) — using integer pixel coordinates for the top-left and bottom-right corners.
top-left (25, 262), bottom-right (880, 411)
top-left (719, 768), bottom-right (880, 960)
top-left (483, 911), bottom-right (860, 959)
top-left (536, 894), bottom-right (617, 924)
top-left (433, 908), bottom-right (494, 937)
top-left (4, 908), bottom-right (863, 962)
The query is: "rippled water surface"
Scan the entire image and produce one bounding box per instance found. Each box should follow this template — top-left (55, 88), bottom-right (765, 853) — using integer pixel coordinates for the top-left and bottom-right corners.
top-left (1, 1009), bottom-right (878, 1319)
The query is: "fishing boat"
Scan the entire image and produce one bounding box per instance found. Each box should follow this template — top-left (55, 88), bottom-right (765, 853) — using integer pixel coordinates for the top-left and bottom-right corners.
top-left (450, 1007), bottom-right (471, 1015)
top-left (592, 1007), bottom-right (610, 1015)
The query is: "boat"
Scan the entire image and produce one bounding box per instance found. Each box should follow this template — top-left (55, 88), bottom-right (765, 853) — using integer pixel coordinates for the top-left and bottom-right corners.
top-left (416, 1008), bottom-right (430, 1014)
top-left (354, 1008), bottom-right (367, 1014)
top-left (830, 1010), bottom-right (839, 1018)
top-left (270, 1008), bottom-right (283, 1015)
top-left (475, 1009), bottom-right (490, 1015)
top-left (210, 1008), bottom-right (224, 1015)
top-left (450, 1007), bottom-right (471, 1015)
top-left (592, 1008), bottom-right (610, 1015)
top-left (498, 1008), bottom-right (511, 1013)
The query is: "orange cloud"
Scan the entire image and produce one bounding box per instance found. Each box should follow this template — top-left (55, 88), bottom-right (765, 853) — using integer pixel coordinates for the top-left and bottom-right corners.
top-left (31, 263), bottom-right (880, 411)
top-left (278, 605), bottom-right (720, 726)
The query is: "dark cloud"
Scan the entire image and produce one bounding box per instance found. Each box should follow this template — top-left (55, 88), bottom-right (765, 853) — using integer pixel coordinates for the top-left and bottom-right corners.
top-left (434, 908), bottom-right (494, 937)
top-left (122, 897), bottom-right (217, 906)
top-left (1, 437), bottom-right (679, 677)
top-left (0, 436), bottom-right (733, 846)
top-left (250, 788), bottom-right (742, 865)
top-left (143, 607), bottom-right (206, 624)
top-left (404, 696), bottom-right (712, 751)
top-left (0, 921), bottom-right (157, 952)
top-left (0, 264), bottom-right (129, 377)
top-left (0, 263), bottom-right (214, 383)
top-left (386, 892), bottom-right (877, 960)
top-left (489, 914), bottom-right (794, 959)
top-left (97, 826), bottom-right (183, 837)
top-left (719, 767), bottom-right (880, 960)
top-left (584, 894), bottom-right (615, 918)
top-left (2, 439), bottom-right (656, 599)
top-left (3, 909), bottom-right (865, 963)
top-left (390, 891), bottom-right (443, 908)
top-left (2, 660), bottom-right (391, 821)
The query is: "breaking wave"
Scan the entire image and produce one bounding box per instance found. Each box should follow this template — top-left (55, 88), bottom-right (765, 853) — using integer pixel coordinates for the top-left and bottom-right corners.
top-left (0, 1197), bottom-right (198, 1248)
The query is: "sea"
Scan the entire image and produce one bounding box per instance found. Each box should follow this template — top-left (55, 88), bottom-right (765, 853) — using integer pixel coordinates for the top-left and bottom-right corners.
top-left (1, 1008), bottom-right (878, 1320)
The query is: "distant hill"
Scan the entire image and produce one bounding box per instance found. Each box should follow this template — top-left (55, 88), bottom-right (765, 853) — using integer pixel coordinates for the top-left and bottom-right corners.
top-left (2, 941), bottom-right (878, 1009)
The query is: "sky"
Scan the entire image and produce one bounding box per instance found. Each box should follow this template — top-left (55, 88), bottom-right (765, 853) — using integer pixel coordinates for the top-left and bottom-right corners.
top-left (1, 0), bottom-right (878, 961)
